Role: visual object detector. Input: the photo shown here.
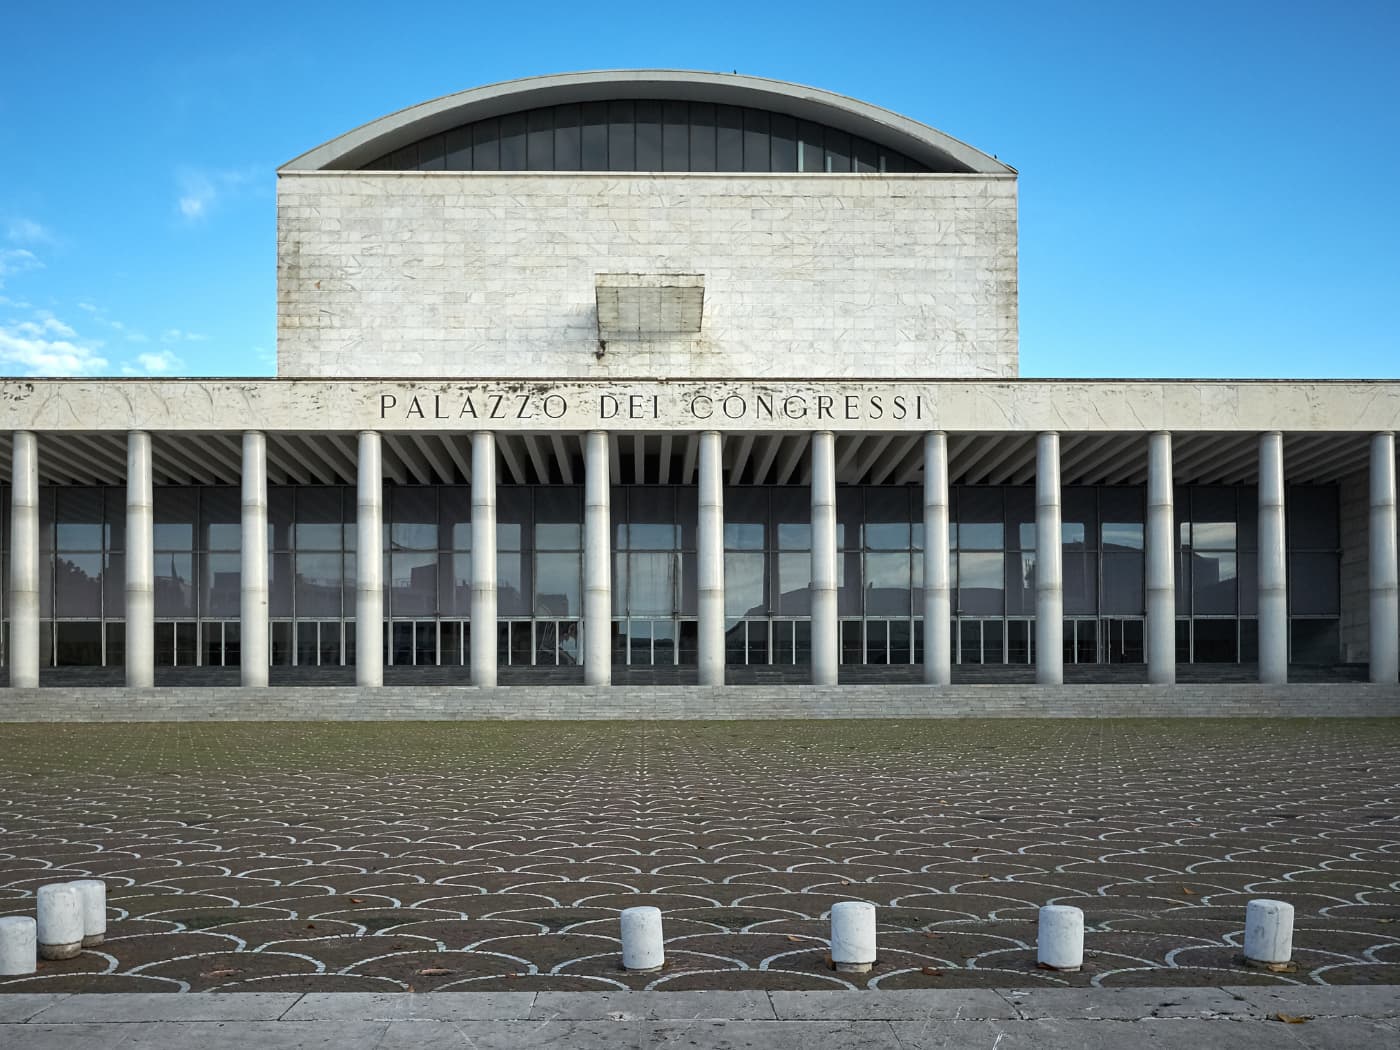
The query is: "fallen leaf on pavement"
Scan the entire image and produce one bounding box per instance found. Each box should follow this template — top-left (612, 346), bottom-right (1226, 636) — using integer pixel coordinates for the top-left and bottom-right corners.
top-left (1272, 1013), bottom-right (1310, 1024)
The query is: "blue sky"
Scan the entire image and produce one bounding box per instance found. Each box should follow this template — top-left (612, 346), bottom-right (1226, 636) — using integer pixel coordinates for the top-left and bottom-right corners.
top-left (1, 1), bottom-right (1395, 379)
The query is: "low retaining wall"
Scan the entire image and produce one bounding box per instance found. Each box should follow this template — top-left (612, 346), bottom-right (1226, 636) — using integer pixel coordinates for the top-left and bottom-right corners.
top-left (2, 683), bottom-right (1398, 722)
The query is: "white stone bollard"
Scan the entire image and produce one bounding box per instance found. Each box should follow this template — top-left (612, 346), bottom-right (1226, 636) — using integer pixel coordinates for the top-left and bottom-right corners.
top-left (1037, 904), bottom-right (1084, 972)
top-left (0, 916), bottom-right (37, 975)
top-left (69, 879), bottom-right (107, 947)
top-left (620, 906), bottom-right (665, 973)
top-left (1244, 899), bottom-right (1294, 965)
top-left (830, 900), bottom-right (877, 973)
top-left (36, 883), bottom-right (84, 960)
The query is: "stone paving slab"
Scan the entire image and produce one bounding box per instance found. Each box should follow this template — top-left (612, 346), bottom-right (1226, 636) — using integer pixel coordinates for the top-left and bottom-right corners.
top-left (770, 987), bottom-right (1016, 1019)
top-left (0, 993), bottom-right (69, 1023)
top-left (5, 992), bottom-right (1400, 1050)
top-left (36, 990), bottom-right (302, 1022)
top-left (531, 988), bottom-right (777, 1019)
top-left (1227, 983), bottom-right (1400, 1018)
top-left (282, 989), bottom-right (536, 1020)
top-left (890, 1017), bottom-right (1302, 1050)
top-left (1001, 985), bottom-right (1257, 1019)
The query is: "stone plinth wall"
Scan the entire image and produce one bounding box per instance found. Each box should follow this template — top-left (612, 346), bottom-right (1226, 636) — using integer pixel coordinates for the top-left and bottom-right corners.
top-left (3, 684), bottom-right (1397, 722)
top-left (276, 172), bottom-right (1018, 380)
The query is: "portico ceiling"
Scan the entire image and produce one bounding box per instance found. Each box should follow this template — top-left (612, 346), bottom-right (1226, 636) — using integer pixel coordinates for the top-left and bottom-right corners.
top-left (0, 431), bottom-right (1383, 489)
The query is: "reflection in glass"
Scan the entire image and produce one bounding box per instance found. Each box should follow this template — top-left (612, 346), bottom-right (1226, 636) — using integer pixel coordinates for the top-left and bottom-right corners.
top-left (725, 552), bottom-right (765, 617)
top-left (1191, 551), bottom-right (1238, 614)
top-left (958, 552), bottom-right (1005, 615)
top-left (534, 552), bottom-right (581, 616)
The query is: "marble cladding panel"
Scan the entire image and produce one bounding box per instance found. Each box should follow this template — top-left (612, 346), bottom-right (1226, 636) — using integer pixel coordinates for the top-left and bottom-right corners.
top-left (274, 172), bottom-right (1019, 380)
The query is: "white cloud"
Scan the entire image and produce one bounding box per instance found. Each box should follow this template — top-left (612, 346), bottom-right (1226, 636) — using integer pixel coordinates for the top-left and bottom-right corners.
top-left (176, 167), bottom-right (257, 223)
top-left (14, 313), bottom-right (77, 339)
top-left (0, 248), bottom-right (43, 287)
top-left (6, 219), bottom-right (52, 245)
top-left (131, 350), bottom-right (182, 374)
top-left (0, 314), bottom-right (108, 376)
top-left (161, 327), bottom-right (208, 343)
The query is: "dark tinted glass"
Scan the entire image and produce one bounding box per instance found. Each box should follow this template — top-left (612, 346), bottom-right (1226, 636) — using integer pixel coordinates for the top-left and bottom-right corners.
top-left (473, 118), bottom-right (500, 170)
top-left (526, 108), bottom-right (554, 169)
top-left (769, 113), bottom-right (797, 171)
top-left (853, 135), bottom-right (879, 172)
top-left (742, 108), bottom-right (770, 172)
top-left (716, 104), bottom-right (744, 169)
top-left (797, 120), bottom-right (825, 172)
top-left (662, 101), bottom-right (689, 170)
top-left (499, 112), bottom-right (527, 168)
top-left (553, 103), bottom-right (581, 170)
top-left (607, 100), bottom-right (635, 170)
top-left (689, 102), bottom-right (717, 170)
top-left (581, 102), bottom-right (608, 169)
top-left (824, 127), bottom-right (851, 172)
top-left (635, 100), bottom-right (662, 170)
top-left (416, 133), bottom-right (446, 170)
top-left (445, 126), bottom-right (472, 169)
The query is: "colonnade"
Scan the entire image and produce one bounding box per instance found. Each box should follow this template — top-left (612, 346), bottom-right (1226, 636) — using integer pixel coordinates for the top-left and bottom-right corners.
top-left (7, 429), bottom-right (1400, 688)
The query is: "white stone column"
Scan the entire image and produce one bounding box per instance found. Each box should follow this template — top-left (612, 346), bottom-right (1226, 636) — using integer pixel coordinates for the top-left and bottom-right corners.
top-left (240, 432), bottom-right (269, 687)
top-left (125, 431), bottom-right (154, 688)
top-left (8, 432), bottom-right (39, 688)
top-left (471, 431), bottom-right (498, 688)
top-left (1258, 431), bottom-right (1288, 684)
top-left (1370, 432), bottom-right (1399, 684)
top-left (1145, 431), bottom-right (1175, 684)
top-left (584, 430), bottom-right (611, 685)
top-left (923, 432), bottom-right (951, 686)
top-left (697, 431), bottom-right (725, 686)
top-left (1035, 432), bottom-right (1063, 685)
top-left (356, 431), bottom-right (383, 687)
top-left (811, 431), bottom-right (838, 685)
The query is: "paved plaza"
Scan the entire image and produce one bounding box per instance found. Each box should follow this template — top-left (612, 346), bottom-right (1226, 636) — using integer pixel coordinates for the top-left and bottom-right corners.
top-left (1, 718), bottom-right (1397, 994)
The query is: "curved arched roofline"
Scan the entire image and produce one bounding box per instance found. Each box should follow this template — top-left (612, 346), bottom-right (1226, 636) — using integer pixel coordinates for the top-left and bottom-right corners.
top-left (279, 70), bottom-right (1015, 174)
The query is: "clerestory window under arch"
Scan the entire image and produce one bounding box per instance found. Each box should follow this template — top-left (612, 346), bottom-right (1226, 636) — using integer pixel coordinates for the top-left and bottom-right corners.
top-left (361, 99), bottom-right (933, 173)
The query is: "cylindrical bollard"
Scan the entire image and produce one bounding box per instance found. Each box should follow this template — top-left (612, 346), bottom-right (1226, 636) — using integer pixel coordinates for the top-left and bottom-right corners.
top-left (70, 879), bottom-right (107, 947)
top-left (36, 883), bottom-right (84, 960)
top-left (620, 906), bottom-right (664, 973)
top-left (1037, 904), bottom-right (1084, 972)
top-left (1244, 899), bottom-right (1294, 965)
top-left (0, 916), bottom-right (37, 975)
top-left (830, 900), bottom-right (877, 974)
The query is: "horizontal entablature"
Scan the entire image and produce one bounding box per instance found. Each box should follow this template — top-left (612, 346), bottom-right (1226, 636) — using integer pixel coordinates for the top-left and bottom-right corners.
top-left (2, 379), bottom-right (1399, 434)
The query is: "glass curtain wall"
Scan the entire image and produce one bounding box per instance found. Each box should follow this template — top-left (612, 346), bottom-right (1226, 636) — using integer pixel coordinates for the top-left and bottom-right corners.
top-left (612, 486), bottom-right (697, 665)
top-left (2, 482), bottom-right (1343, 670)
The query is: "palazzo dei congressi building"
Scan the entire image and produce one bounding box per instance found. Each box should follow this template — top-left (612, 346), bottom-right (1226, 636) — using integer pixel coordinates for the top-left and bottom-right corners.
top-left (3, 70), bottom-right (1399, 694)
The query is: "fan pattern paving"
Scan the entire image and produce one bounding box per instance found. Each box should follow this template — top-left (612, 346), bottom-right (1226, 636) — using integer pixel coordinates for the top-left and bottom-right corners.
top-left (0, 718), bottom-right (1397, 992)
